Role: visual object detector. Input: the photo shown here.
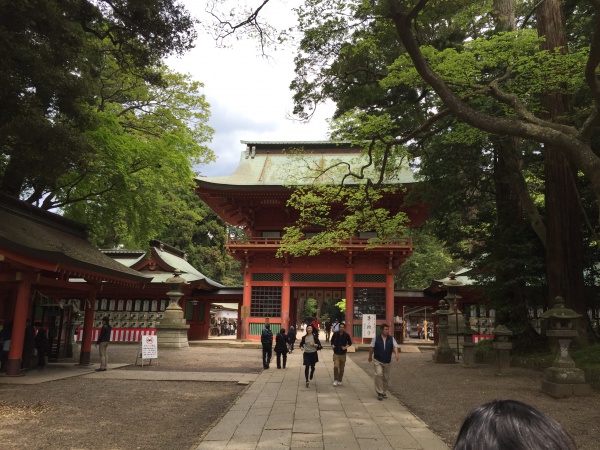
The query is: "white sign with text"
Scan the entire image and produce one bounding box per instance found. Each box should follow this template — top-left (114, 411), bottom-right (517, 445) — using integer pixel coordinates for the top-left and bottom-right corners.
top-left (362, 314), bottom-right (376, 339)
top-left (141, 335), bottom-right (158, 359)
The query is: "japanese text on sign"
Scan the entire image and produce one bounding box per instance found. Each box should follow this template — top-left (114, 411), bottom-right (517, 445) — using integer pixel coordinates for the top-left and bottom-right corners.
top-left (141, 335), bottom-right (158, 359)
top-left (362, 314), bottom-right (376, 339)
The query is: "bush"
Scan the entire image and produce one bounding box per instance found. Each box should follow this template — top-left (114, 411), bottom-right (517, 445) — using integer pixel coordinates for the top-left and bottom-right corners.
top-left (474, 339), bottom-right (494, 364)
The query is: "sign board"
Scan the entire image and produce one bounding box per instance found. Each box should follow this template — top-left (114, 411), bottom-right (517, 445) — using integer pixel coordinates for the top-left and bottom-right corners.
top-left (362, 314), bottom-right (376, 339)
top-left (241, 305), bottom-right (250, 319)
top-left (141, 335), bottom-right (158, 359)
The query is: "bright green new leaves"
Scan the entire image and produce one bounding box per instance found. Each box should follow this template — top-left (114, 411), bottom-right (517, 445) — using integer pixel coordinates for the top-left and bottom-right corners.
top-left (279, 183), bottom-right (409, 257)
top-left (59, 66), bottom-right (214, 247)
top-left (384, 30), bottom-right (589, 112)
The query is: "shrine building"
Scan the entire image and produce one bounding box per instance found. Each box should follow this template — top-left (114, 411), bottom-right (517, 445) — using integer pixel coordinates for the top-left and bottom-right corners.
top-left (195, 141), bottom-right (427, 342)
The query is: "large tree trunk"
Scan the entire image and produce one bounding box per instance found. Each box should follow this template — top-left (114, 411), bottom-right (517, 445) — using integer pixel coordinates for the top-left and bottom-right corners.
top-left (490, 0), bottom-right (530, 328)
top-left (537, 0), bottom-right (586, 316)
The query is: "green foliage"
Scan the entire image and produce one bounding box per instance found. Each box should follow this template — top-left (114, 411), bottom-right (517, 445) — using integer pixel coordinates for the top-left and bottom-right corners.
top-left (0, 0), bottom-right (198, 197)
top-left (474, 338), bottom-right (494, 364)
top-left (302, 298), bottom-right (318, 323)
top-left (572, 344), bottom-right (600, 370)
top-left (335, 299), bottom-right (346, 313)
top-left (280, 183), bottom-right (409, 257)
top-left (157, 190), bottom-right (243, 286)
top-left (59, 65), bottom-right (214, 247)
top-left (396, 228), bottom-right (457, 289)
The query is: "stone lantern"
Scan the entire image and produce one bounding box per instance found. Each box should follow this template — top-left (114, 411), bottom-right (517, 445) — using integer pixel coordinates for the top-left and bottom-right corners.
top-left (443, 272), bottom-right (464, 358)
top-left (541, 296), bottom-right (591, 398)
top-left (155, 269), bottom-right (190, 348)
top-left (432, 299), bottom-right (455, 363)
top-left (492, 325), bottom-right (513, 375)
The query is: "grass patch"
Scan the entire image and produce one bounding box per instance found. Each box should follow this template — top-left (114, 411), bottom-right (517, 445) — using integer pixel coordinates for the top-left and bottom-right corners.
top-left (571, 343), bottom-right (600, 370)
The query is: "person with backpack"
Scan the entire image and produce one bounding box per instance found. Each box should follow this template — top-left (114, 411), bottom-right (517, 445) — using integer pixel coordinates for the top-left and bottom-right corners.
top-left (260, 323), bottom-right (273, 369)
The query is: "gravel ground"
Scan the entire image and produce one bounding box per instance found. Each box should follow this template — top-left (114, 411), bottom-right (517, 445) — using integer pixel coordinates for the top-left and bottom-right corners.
top-left (2, 343), bottom-right (599, 449)
top-left (349, 351), bottom-right (600, 449)
top-left (0, 344), bottom-right (260, 450)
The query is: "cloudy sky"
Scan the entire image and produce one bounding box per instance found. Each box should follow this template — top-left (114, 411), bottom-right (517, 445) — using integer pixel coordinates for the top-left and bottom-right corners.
top-left (165, 1), bottom-right (336, 177)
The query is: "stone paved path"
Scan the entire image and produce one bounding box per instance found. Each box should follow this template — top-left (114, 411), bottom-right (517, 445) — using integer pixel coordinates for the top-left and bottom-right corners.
top-left (196, 348), bottom-right (449, 449)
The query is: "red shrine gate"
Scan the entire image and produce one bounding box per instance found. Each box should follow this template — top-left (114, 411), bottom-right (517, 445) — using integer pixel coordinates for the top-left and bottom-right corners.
top-left (196, 141), bottom-right (427, 342)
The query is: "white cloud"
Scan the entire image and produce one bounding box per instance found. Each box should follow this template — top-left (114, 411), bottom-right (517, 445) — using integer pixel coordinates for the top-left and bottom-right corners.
top-left (166, 1), bottom-right (336, 177)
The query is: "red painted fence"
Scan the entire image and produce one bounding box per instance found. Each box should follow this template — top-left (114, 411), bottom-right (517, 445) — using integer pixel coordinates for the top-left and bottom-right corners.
top-left (76, 328), bottom-right (156, 342)
top-left (472, 334), bottom-right (493, 343)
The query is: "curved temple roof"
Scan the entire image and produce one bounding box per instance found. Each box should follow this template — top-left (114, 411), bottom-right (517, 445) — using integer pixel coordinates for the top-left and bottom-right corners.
top-left (197, 141), bottom-right (416, 189)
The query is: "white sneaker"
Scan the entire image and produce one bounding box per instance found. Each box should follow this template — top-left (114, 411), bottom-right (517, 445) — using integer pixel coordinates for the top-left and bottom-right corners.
top-left (337, 381), bottom-right (342, 386)
top-left (333, 380), bottom-right (339, 386)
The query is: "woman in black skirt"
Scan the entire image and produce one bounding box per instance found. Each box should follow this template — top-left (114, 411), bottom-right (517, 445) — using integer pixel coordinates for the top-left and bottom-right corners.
top-left (300, 324), bottom-right (322, 387)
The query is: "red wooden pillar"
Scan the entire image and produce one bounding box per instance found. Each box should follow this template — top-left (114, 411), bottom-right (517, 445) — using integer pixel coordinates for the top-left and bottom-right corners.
top-left (345, 265), bottom-right (354, 337)
top-left (241, 269), bottom-right (252, 340)
top-left (6, 281), bottom-right (31, 376)
top-left (386, 271), bottom-right (395, 327)
top-left (203, 302), bottom-right (211, 339)
top-left (236, 303), bottom-right (242, 339)
top-left (281, 266), bottom-right (290, 332)
top-left (79, 289), bottom-right (97, 366)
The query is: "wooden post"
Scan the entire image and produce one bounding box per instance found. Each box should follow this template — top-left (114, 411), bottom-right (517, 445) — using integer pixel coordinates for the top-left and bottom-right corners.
top-left (281, 266), bottom-right (291, 332)
top-left (6, 281), bottom-right (31, 376)
top-left (79, 289), bottom-right (96, 366)
top-left (345, 266), bottom-right (354, 339)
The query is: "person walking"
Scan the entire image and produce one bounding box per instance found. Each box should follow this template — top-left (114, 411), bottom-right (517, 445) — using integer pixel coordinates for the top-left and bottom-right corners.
top-left (368, 323), bottom-right (399, 400)
top-left (310, 317), bottom-right (320, 338)
top-left (21, 319), bottom-right (36, 370)
top-left (330, 322), bottom-right (352, 386)
top-left (275, 328), bottom-right (288, 369)
top-left (287, 326), bottom-right (297, 353)
top-left (260, 323), bottom-right (273, 369)
top-left (34, 322), bottom-right (48, 370)
top-left (324, 318), bottom-right (332, 343)
top-left (300, 324), bottom-right (322, 387)
top-left (95, 316), bottom-right (111, 372)
top-left (332, 319), bottom-right (340, 333)
top-left (0, 322), bottom-right (12, 372)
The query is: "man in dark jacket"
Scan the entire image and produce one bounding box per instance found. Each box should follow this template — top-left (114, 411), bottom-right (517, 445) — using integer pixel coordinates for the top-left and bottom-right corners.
top-left (95, 316), bottom-right (112, 372)
top-left (330, 322), bottom-right (352, 386)
top-left (260, 323), bottom-right (273, 369)
top-left (34, 322), bottom-right (48, 370)
top-left (368, 324), bottom-right (399, 400)
top-left (21, 319), bottom-right (36, 370)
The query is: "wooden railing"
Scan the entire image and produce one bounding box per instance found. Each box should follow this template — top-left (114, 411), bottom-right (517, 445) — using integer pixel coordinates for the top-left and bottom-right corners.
top-left (226, 236), bottom-right (412, 249)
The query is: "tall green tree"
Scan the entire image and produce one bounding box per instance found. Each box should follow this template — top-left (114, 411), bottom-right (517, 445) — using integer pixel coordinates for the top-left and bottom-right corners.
top-left (0, 0), bottom-right (197, 198)
top-left (284, 0), bottom-right (600, 320)
top-left (157, 190), bottom-right (243, 286)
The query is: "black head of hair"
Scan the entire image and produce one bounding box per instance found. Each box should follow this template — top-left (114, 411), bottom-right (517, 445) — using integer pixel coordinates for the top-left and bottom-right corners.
top-left (453, 400), bottom-right (576, 450)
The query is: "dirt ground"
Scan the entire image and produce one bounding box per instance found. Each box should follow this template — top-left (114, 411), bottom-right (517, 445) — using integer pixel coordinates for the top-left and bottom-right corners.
top-left (0, 344), bottom-right (259, 450)
top-left (1, 343), bottom-right (599, 449)
top-left (349, 351), bottom-right (600, 449)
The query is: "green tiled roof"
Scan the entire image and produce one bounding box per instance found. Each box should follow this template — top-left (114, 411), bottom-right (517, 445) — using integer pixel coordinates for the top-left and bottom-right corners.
top-left (197, 141), bottom-right (416, 188)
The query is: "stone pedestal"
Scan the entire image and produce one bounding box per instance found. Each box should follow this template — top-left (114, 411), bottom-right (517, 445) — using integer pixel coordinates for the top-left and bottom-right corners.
top-left (432, 324), bottom-right (455, 364)
top-left (155, 302), bottom-right (189, 348)
top-left (461, 342), bottom-right (476, 367)
top-left (541, 338), bottom-right (591, 398)
top-left (493, 341), bottom-right (512, 375)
